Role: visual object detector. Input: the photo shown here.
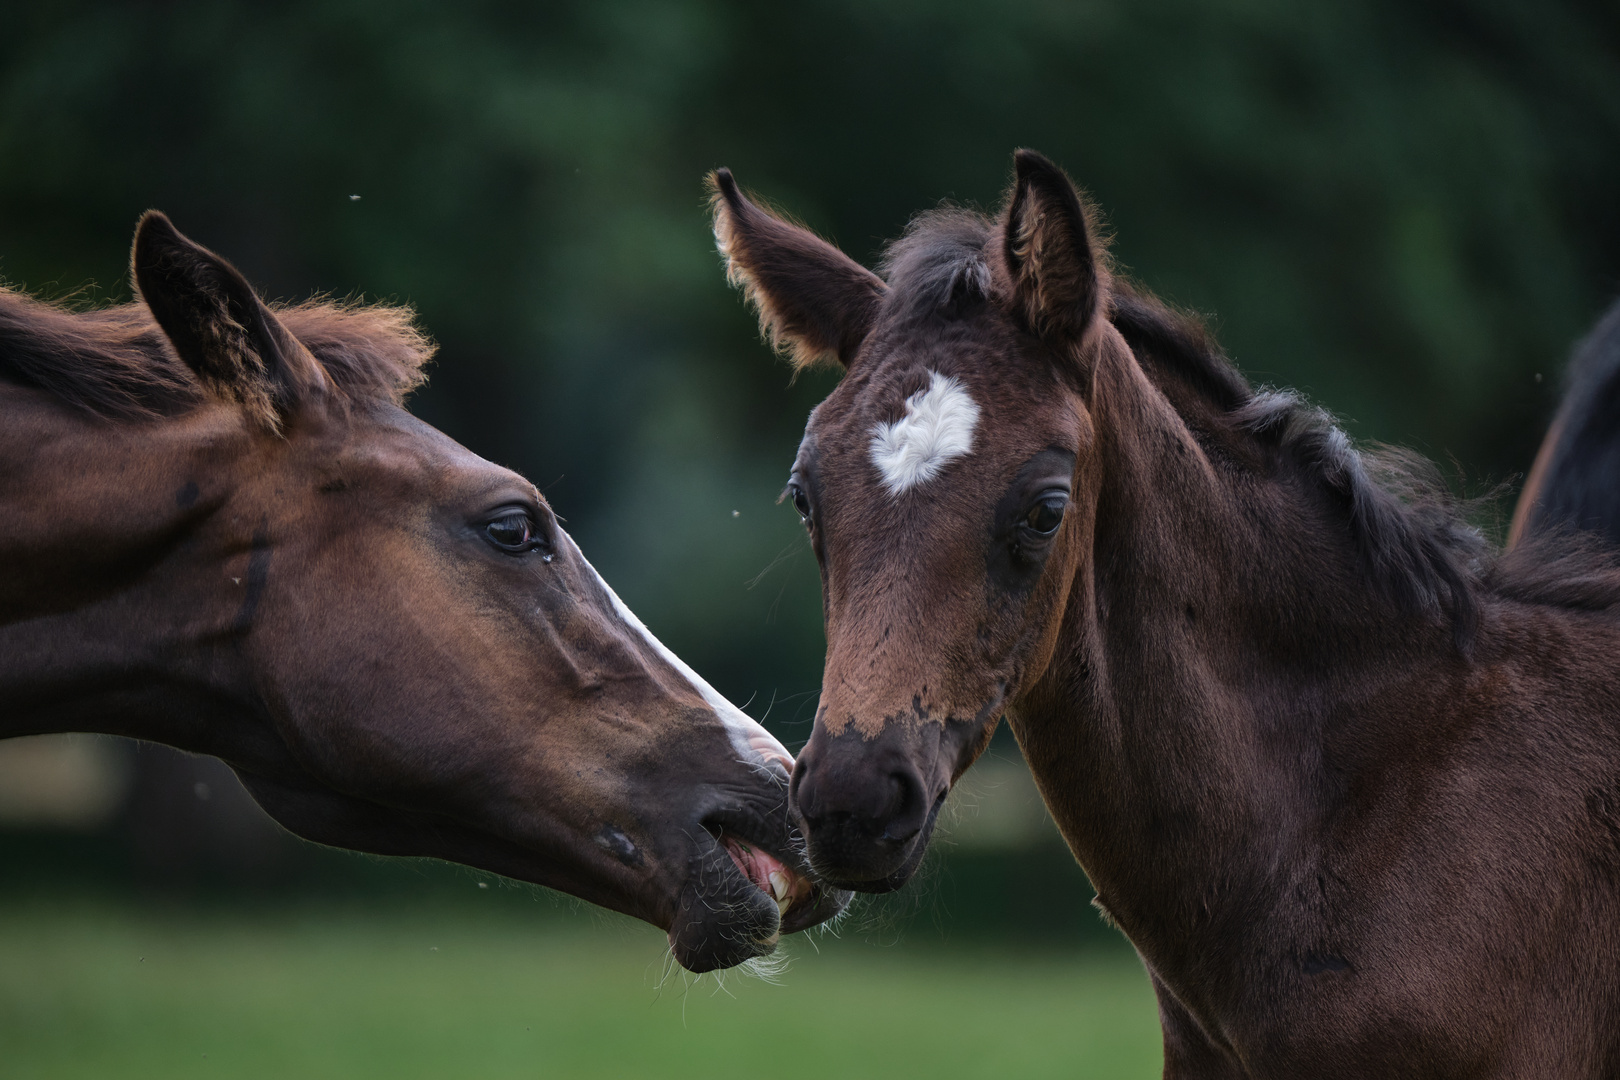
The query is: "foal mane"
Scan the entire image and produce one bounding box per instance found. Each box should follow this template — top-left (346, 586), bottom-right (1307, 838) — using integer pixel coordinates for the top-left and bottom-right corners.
top-left (0, 285), bottom-right (433, 420)
top-left (882, 211), bottom-right (1620, 641)
top-left (1108, 287), bottom-right (1488, 644)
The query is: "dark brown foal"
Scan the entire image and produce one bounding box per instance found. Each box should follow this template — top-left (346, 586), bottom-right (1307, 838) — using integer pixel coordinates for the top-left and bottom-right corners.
top-left (714, 152), bottom-right (1620, 1074)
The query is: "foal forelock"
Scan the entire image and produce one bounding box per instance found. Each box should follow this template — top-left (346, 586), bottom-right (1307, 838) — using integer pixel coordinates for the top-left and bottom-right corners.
top-left (877, 209), bottom-right (994, 321)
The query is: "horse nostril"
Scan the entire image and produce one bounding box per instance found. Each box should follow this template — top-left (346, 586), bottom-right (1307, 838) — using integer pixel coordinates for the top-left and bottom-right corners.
top-left (789, 761), bottom-right (808, 814)
top-left (878, 768), bottom-right (929, 843)
top-left (790, 755), bottom-right (824, 823)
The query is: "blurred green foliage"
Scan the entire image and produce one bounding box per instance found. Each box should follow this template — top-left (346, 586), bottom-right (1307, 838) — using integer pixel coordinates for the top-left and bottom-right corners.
top-left (3, 0), bottom-right (1618, 739)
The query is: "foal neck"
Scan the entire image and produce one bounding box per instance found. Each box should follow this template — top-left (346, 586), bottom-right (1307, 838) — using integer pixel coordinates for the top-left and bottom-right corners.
top-left (1013, 332), bottom-right (1461, 974)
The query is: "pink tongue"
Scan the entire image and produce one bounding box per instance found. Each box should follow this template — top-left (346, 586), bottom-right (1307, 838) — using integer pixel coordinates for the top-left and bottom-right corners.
top-left (720, 836), bottom-right (809, 911)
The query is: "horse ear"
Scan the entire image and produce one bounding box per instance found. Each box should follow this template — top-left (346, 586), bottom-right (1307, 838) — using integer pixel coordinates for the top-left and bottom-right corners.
top-left (132, 211), bottom-right (327, 431)
top-left (1002, 150), bottom-right (1109, 347)
top-left (708, 169), bottom-right (888, 371)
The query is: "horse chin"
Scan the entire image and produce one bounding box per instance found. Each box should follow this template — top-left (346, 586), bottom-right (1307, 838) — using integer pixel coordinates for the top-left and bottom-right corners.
top-left (666, 831), bottom-right (853, 972)
top-left (664, 835), bottom-right (786, 973)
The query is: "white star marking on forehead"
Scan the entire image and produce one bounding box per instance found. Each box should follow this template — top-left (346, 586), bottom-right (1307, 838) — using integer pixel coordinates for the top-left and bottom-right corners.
top-left (869, 370), bottom-right (981, 495)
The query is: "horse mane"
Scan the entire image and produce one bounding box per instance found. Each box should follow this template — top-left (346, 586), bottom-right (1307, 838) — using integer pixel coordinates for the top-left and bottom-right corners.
top-left (1108, 288), bottom-right (1620, 629)
top-left (0, 285), bottom-right (434, 420)
top-left (1108, 287), bottom-right (1490, 643)
top-left (880, 211), bottom-right (1620, 642)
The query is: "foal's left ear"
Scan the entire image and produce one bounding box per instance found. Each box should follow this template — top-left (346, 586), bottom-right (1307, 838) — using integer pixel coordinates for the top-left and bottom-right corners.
top-left (1002, 150), bottom-right (1109, 349)
top-left (132, 211), bottom-right (327, 431)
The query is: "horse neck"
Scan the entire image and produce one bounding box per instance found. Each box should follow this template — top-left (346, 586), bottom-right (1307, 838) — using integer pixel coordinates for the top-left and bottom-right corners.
top-left (1012, 335), bottom-right (1456, 976)
top-left (0, 391), bottom-right (268, 753)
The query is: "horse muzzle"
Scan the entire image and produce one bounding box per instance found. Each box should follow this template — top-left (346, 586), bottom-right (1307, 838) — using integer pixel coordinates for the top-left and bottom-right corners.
top-left (664, 780), bottom-right (853, 972)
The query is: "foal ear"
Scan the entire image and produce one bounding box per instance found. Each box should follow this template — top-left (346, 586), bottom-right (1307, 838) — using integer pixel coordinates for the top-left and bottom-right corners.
top-left (708, 168), bottom-right (888, 371)
top-left (132, 211), bottom-right (327, 430)
top-left (1002, 149), bottom-right (1109, 347)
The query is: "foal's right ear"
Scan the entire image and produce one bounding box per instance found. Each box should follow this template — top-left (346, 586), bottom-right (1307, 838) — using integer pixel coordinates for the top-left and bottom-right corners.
top-left (1002, 150), bottom-right (1109, 348)
top-left (132, 211), bottom-right (327, 431)
top-left (708, 169), bottom-right (888, 371)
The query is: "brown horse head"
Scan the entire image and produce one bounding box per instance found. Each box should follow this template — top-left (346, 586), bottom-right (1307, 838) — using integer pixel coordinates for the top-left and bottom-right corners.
top-left (711, 151), bottom-right (1110, 889)
top-left (1, 213), bottom-right (847, 969)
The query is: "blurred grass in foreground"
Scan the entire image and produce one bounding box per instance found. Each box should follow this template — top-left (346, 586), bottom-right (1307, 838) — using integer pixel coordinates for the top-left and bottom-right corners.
top-left (0, 903), bottom-right (1160, 1080)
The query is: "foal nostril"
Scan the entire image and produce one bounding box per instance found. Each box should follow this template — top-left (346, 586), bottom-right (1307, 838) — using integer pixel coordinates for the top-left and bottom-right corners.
top-left (878, 768), bottom-right (929, 843)
top-left (796, 760), bottom-right (931, 846)
top-left (789, 757), bottom-right (813, 819)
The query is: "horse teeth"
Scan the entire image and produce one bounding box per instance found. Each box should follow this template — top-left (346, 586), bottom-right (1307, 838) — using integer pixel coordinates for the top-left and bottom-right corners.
top-left (768, 870), bottom-right (790, 903)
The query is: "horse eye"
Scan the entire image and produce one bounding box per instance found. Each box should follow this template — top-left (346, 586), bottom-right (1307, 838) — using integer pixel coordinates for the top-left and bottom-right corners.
top-left (1023, 495), bottom-right (1067, 536)
top-left (788, 484), bottom-right (813, 525)
top-left (485, 511), bottom-right (535, 552)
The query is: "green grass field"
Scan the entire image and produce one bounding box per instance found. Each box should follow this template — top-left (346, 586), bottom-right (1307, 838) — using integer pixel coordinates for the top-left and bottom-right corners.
top-left (0, 902), bottom-right (1163, 1079)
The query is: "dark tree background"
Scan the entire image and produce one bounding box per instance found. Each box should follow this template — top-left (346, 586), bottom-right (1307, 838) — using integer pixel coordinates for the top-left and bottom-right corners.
top-left (3, 0), bottom-right (1618, 929)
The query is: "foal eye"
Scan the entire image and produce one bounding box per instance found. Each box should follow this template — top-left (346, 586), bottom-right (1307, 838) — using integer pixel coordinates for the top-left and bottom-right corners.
top-left (1023, 495), bottom-right (1067, 536)
top-left (485, 510), bottom-right (536, 552)
top-left (787, 483), bottom-right (813, 525)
